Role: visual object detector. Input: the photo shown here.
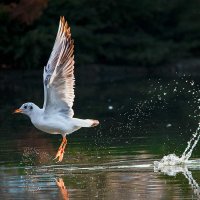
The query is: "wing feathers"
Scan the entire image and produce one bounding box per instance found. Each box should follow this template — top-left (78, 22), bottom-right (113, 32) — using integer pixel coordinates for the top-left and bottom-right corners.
top-left (43, 17), bottom-right (75, 117)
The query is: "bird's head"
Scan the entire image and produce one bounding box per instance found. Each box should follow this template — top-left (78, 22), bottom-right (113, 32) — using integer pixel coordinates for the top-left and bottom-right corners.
top-left (14, 102), bottom-right (38, 117)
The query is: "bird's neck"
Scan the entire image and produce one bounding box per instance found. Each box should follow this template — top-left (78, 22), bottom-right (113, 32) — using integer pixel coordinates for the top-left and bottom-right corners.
top-left (29, 106), bottom-right (43, 121)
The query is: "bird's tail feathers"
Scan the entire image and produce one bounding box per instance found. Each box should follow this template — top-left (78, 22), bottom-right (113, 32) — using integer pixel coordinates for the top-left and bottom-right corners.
top-left (72, 118), bottom-right (99, 128)
top-left (90, 119), bottom-right (99, 127)
top-left (77, 119), bottom-right (99, 127)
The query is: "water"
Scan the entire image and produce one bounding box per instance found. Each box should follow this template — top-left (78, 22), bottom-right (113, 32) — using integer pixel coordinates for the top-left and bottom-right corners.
top-left (1, 70), bottom-right (200, 199)
top-left (153, 109), bottom-right (200, 199)
top-left (182, 124), bottom-right (200, 161)
top-left (154, 123), bottom-right (200, 169)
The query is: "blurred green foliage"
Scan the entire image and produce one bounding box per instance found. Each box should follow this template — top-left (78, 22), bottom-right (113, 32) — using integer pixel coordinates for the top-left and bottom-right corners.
top-left (1, 0), bottom-right (200, 69)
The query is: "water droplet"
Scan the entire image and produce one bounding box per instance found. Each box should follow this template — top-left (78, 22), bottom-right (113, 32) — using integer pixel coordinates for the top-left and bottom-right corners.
top-left (166, 124), bottom-right (172, 128)
top-left (108, 105), bottom-right (113, 110)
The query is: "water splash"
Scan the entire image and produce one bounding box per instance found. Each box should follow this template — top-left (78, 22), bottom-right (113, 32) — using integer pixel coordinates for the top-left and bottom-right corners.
top-left (154, 122), bottom-right (200, 198)
top-left (154, 154), bottom-right (184, 170)
top-left (181, 123), bottom-right (200, 161)
top-left (183, 168), bottom-right (200, 198)
top-left (21, 147), bottom-right (52, 166)
top-left (154, 123), bottom-right (200, 170)
top-left (154, 163), bottom-right (200, 198)
top-left (20, 147), bottom-right (53, 191)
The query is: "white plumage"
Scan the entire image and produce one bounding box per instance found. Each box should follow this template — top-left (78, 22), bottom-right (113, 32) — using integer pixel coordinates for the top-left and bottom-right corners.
top-left (14, 17), bottom-right (99, 162)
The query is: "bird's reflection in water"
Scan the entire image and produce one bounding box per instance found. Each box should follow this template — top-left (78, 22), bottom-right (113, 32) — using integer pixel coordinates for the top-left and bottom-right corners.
top-left (56, 178), bottom-right (69, 200)
top-left (154, 164), bottom-right (200, 198)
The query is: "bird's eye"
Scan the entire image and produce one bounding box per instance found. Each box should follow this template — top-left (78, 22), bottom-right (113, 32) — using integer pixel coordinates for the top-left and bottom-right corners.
top-left (24, 106), bottom-right (27, 109)
top-left (30, 106), bottom-right (33, 110)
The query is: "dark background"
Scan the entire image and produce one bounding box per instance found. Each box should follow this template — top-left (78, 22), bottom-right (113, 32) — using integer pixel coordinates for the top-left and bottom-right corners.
top-left (1, 0), bottom-right (200, 75)
top-left (0, 2), bottom-right (200, 199)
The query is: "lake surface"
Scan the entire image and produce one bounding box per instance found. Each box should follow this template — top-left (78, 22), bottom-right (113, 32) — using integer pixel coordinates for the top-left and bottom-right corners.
top-left (1, 70), bottom-right (200, 199)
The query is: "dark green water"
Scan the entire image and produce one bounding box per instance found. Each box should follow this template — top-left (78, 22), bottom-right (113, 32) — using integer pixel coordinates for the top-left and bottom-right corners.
top-left (1, 70), bottom-right (200, 199)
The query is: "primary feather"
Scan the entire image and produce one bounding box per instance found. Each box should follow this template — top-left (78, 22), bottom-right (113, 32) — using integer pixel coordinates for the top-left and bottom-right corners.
top-left (43, 16), bottom-right (75, 117)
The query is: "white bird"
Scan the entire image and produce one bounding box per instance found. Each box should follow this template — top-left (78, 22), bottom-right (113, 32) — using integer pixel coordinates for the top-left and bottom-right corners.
top-left (14, 17), bottom-right (99, 162)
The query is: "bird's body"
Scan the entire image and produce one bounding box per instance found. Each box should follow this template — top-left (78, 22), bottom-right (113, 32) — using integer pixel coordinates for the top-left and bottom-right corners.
top-left (14, 17), bottom-right (99, 162)
top-left (31, 109), bottom-right (94, 135)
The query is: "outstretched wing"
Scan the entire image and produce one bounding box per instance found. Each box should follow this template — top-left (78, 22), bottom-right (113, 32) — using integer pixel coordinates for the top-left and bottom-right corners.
top-left (43, 16), bottom-right (75, 117)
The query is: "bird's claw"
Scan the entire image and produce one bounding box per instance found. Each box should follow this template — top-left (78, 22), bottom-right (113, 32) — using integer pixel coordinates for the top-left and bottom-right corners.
top-left (58, 153), bottom-right (64, 162)
top-left (54, 137), bottom-right (67, 162)
top-left (54, 149), bottom-right (65, 162)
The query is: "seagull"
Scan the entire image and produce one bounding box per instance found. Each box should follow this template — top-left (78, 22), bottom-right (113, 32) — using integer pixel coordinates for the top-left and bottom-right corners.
top-left (14, 17), bottom-right (99, 162)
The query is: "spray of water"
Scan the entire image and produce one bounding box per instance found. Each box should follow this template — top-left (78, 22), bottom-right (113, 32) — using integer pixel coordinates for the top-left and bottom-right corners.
top-left (154, 123), bottom-right (200, 171)
top-left (153, 76), bottom-right (200, 168)
top-left (153, 139), bottom-right (200, 198)
top-left (183, 168), bottom-right (200, 198)
top-left (154, 163), bottom-right (200, 198)
top-left (181, 123), bottom-right (200, 161)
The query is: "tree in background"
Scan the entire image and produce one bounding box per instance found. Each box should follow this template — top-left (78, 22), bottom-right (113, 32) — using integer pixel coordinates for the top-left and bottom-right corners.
top-left (0, 0), bottom-right (48, 68)
top-left (8, 0), bottom-right (48, 25)
top-left (1, 0), bottom-right (200, 70)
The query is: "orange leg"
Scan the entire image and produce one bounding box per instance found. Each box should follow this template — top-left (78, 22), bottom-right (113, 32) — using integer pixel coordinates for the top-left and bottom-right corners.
top-left (54, 137), bottom-right (67, 162)
top-left (56, 178), bottom-right (69, 200)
